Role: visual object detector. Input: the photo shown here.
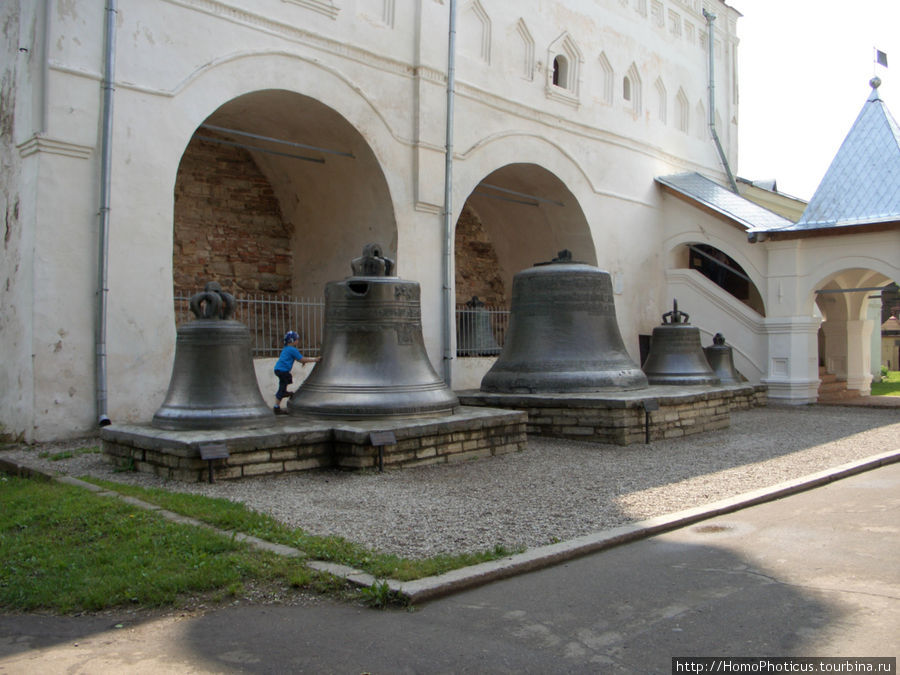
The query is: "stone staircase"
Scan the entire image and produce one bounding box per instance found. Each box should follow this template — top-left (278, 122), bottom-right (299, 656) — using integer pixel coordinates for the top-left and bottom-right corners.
top-left (817, 367), bottom-right (862, 403)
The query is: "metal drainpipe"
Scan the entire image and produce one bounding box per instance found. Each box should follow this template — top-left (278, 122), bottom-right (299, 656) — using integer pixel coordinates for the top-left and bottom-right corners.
top-left (40, 0), bottom-right (51, 133)
top-left (96, 0), bottom-right (116, 427)
top-left (441, 0), bottom-right (457, 386)
top-left (702, 9), bottom-right (738, 193)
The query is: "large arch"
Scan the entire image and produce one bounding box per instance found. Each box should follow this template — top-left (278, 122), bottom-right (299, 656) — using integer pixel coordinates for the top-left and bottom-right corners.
top-left (174, 89), bottom-right (397, 302)
top-left (811, 266), bottom-right (896, 394)
top-left (105, 51), bottom-right (408, 423)
top-left (454, 162), bottom-right (595, 308)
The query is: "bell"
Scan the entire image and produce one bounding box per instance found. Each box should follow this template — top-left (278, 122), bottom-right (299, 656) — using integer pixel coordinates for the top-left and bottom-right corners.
top-left (480, 250), bottom-right (648, 393)
top-left (642, 300), bottom-right (721, 385)
top-left (153, 282), bottom-right (274, 430)
top-left (703, 333), bottom-right (745, 385)
top-left (458, 296), bottom-right (501, 356)
top-left (289, 244), bottom-right (459, 418)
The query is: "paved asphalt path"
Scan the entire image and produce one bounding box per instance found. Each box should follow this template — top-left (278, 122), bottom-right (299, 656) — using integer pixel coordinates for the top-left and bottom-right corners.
top-left (1, 462), bottom-right (898, 674)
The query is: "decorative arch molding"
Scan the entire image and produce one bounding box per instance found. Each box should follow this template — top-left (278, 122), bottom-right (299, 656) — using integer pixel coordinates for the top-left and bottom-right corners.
top-left (655, 77), bottom-right (667, 124)
top-left (456, 131), bottom-right (609, 201)
top-left (624, 62), bottom-right (642, 118)
top-left (598, 52), bottom-right (614, 105)
top-left (546, 32), bottom-right (584, 106)
top-left (167, 51), bottom-right (407, 169)
top-left (694, 100), bottom-right (706, 138)
top-left (514, 18), bottom-right (535, 80)
top-left (282, 0), bottom-right (339, 19)
top-left (460, 0), bottom-right (492, 64)
top-left (803, 263), bottom-right (898, 317)
top-left (676, 88), bottom-right (690, 133)
top-left (663, 231), bottom-right (768, 310)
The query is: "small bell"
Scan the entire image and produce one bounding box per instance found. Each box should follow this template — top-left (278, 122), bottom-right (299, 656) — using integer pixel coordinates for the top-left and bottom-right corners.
top-left (153, 282), bottom-right (274, 430)
top-left (641, 300), bottom-right (720, 385)
top-left (703, 333), bottom-right (745, 385)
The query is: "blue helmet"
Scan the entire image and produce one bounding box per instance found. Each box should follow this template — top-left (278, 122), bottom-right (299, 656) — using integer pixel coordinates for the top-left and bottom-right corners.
top-left (283, 330), bottom-right (299, 345)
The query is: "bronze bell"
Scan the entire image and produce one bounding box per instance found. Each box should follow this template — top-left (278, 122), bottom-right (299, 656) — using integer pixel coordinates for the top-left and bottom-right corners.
top-left (703, 333), bottom-right (745, 385)
top-left (642, 300), bottom-right (720, 385)
top-left (458, 296), bottom-right (501, 356)
top-left (153, 282), bottom-right (274, 430)
top-left (288, 244), bottom-right (459, 418)
top-left (480, 250), bottom-right (648, 393)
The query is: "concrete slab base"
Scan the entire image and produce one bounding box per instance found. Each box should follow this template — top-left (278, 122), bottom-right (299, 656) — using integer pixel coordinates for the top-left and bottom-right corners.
top-left (458, 383), bottom-right (766, 445)
top-left (100, 406), bottom-right (527, 482)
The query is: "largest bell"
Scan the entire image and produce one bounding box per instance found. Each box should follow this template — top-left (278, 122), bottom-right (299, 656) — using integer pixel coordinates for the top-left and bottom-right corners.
top-left (641, 300), bottom-right (721, 385)
top-left (480, 250), bottom-right (648, 393)
top-left (288, 244), bottom-right (459, 418)
top-left (153, 282), bottom-right (275, 430)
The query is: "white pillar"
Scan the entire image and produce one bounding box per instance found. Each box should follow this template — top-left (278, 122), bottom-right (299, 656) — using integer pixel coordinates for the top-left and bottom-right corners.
top-left (820, 320), bottom-right (847, 379)
top-left (868, 296), bottom-right (883, 382)
top-left (845, 319), bottom-right (873, 393)
top-left (761, 316), bottom-right (821, 404)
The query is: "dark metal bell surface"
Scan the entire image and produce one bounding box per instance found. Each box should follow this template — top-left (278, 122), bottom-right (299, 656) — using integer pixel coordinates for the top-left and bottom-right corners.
top-left (641, 300), bottom-right (720, 386)
top-left (289, 244), bottom-right (459, 419)
top-left (703, 333), bottom-right (745, 385)
top-left (458, 296), bottom-right (501, 356)
top-left (480, 250), bottom-right (648, 393)
top-left (153, 282), bottom-right (274, 430)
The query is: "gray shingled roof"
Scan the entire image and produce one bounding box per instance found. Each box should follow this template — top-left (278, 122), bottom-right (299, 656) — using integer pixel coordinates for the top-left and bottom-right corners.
top-left (756, 80), bottom-right (900, 233)
top-left (655, 172), bottom-right (793, 231)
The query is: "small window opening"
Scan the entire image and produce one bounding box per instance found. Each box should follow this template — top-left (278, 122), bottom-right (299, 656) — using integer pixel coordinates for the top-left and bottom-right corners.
top-left (553, 55), bottom-right (568, 88)
top-left (623, 77), bottom-right (632, 101)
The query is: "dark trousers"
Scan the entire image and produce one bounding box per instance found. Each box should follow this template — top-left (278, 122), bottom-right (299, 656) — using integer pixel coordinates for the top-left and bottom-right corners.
top-left (275, 370), bottom-right (293, 401)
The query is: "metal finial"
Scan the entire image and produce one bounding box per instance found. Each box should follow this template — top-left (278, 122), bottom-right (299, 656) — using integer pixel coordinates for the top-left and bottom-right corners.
top-left (870, 76), bottom-right (882, 90)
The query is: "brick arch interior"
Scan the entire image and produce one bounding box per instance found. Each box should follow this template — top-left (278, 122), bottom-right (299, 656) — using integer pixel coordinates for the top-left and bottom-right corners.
top-left (173, 134), bottom-right (292, 297)
top-left (454, 204), bottom-right (508, 307)
top-left (173, 89), bottom-right (397, 303)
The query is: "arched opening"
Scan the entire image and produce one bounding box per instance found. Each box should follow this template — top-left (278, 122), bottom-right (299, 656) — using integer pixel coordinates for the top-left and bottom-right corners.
top-left (813, 269), bottom-right (896, 398)
top-left (680, 243), bottom-right (765, 316)
top-left (623, 76), bottom-right (632, 101)
top-left (173, 89), bottom-right (396, 356)
top-left (454, 163), bottom-right (594, 358)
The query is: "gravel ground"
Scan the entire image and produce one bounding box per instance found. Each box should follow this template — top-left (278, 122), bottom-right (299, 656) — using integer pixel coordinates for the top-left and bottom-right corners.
top-left (3, 405), bottom-right (898, 560)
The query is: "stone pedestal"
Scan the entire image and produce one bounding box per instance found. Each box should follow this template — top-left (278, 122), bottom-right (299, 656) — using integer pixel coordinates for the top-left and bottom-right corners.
top-left (101, 407), bottom-right (526, 482)
top-left (458, 384), bottom-right (766, 446)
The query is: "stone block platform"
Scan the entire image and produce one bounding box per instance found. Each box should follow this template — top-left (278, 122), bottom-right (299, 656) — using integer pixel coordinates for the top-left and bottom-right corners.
top-left (457, 383), bottom-right (766, 446)
top-left (101, 407), bottom-right (527, 482)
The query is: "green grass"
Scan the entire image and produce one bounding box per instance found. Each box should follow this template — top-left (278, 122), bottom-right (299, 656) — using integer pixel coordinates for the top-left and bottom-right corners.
top-left (0, 474), bottom-right (346, 612)
top-left (871, 370), bottom-right (900, 397)
top-left (82, 478), bottom-right (519, 582)
top-left (0, 469), bottom-right (519, 613)
top-left (38, 445), bottom-right (101, 461)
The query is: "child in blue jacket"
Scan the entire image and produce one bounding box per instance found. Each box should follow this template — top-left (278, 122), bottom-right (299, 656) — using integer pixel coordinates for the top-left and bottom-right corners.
top-left (273, 331), bottom-right (315, 414)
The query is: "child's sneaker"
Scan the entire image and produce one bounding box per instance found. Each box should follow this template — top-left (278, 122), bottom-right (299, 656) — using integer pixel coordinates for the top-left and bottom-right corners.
top-left (274, 406), bottom-right (288, 415)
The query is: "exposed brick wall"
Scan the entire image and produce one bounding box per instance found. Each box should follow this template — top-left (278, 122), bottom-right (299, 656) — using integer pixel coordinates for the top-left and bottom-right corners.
top-left (454, 205), bottom-right (507, 307)
top-left (173, 135), bottom-right (292, 297)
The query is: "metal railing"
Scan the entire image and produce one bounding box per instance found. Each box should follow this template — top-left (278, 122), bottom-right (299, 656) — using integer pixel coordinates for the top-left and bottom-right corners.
top-left (456, 303), bottom-right (509, 357)
top-left (174, 294), bottom-right (510, 359)
top-left (175, 293), bottom-right (325, 358)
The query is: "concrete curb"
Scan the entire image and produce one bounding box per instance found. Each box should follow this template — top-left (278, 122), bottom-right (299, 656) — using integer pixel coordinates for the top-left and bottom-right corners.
top-left (2, 449), bottom-right (898, 605)
top-left (387, 449), bottom-right (900, 603)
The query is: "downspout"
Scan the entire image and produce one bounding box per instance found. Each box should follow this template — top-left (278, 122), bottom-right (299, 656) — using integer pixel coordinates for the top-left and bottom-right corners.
top-left (40, 0), bottom-right (51, 133)
top-left (702, 9), bottom-right (738, 193)
top-left (96, 0), bottom-right (116, 426)
top-left (441, 0), bottom-right (457, 386)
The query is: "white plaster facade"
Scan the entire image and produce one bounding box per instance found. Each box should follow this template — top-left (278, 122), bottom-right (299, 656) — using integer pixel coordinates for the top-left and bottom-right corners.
top-left (1, 0), bottom-right (896, 442)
